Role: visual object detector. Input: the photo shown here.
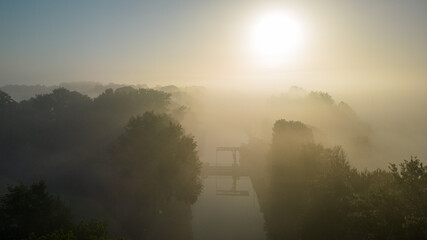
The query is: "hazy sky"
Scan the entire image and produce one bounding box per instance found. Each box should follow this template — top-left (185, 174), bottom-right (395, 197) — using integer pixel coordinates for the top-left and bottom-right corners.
top-left (1, 0), bottom-right (427, 89)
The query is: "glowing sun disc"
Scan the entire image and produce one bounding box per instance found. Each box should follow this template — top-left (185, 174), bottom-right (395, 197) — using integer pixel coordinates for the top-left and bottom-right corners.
top-left (249, 10), bottom-right (304, 66)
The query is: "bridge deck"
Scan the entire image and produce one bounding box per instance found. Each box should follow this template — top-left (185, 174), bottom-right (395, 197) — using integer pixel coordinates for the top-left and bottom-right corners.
top-left (205, 166), bottom-right (249, 176)
top-left (216, 147), bottom-right (240, 151)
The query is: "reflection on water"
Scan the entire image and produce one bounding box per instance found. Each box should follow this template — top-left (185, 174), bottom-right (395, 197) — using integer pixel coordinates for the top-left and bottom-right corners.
top-left (192, 176), bottom-right (266, 240)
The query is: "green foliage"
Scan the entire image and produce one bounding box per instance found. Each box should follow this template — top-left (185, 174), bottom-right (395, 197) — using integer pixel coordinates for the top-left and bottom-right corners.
top-left (0, 181), bottom-right (72, 240)
top-left (25, 220), bottom-right (123, 240)
top-left (113, 111), bottom-right (202, 204)
top-left (0, 87), bottom-right (200, 239)
top-left (94, 87), bottom-right (170, 116)
top-left (390, 157), bottom-right (427, 239)
top-left (0, 90), bottom-right (16, 107)
top-left (390, 156), bottom-right (427, 195)
top-left (26, 230), bottom-right (76, 240)
top-left (0, 182), bottom-right (124, 240)
top-left (270, 119), bottom-right (314, 164)
top-left (109, 111), bottom-right (201, 239)
top-left (250, 119), bottom-right (427, 240)
top-left (308, 91), bottom-right (335, 105)
top-left (0, 87), bottom-right (171, 180)
top-left (272, 88), bottom-right (373, 168)
top-left (73, 220), bottom-right (110, 240)
top-left (272, 119), bottom-right (314, 145)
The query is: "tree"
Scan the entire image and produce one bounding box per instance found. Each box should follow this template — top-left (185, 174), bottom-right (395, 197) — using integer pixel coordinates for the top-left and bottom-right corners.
top-left (0, 87), bottom-right (194, 239)
top-left (390, 156), bottom-right (427, 239)
top-left (0, 181), bottom-right (72, 240)
top-left (0, 182), bottom-right (124, 240)
top-left (308, 91), bottom-right (335, 105)
top-left (265, 119), bottom-right (322, 240)
top-left (0, 90), bottom-right (16, 108)
top-left (109, 112), bottom-right (202, 239)
top-left (0, 91), bottom-right (18, 158)
top-left (25, 219), bottom-right (122, 240)
top-left (260, 119), bottom-right (427, 240)
top-left (113, 111), bottom-right (202, 204)
top-left (93, 87), bottom-right (170, 117)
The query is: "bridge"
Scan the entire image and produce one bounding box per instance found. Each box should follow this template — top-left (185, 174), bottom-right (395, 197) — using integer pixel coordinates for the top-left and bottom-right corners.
top-left (203, 147), bottom-right (249, 197)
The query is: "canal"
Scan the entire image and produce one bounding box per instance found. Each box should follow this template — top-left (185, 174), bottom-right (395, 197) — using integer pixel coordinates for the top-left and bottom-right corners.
top-left (191, 173), bottom-right (266, 239)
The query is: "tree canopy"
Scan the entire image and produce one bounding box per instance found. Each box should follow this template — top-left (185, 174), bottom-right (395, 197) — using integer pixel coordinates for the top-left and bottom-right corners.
top-left (0, 181), bottom-right (72, 240)
top-left (0, 87), bottom-right (201, 239)
top-left (241, 119), bottom-right (427, 240)
top-left (109, 112), bottom-right (201, 239)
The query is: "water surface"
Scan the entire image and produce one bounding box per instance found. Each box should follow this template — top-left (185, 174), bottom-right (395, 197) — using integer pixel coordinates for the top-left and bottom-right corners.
top-left (192, 175), bottom-right (266, 240)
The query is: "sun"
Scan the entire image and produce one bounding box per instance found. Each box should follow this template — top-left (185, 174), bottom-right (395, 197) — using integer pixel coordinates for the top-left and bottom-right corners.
top-left (249, 10), bottom-right (304, 67)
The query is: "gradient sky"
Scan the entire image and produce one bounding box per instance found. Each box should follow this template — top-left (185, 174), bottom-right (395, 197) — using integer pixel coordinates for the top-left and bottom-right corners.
top-left (1, 0), bottom-right (427, 89)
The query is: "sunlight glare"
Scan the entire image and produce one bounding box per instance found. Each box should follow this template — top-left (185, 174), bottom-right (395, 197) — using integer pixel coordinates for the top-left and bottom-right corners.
top-left (249, 10), bottom-right (304, 67)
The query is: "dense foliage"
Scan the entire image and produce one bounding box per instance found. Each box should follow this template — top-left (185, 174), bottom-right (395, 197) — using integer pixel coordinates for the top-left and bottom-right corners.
top-left (0, 87), bottom-right (170, 183)
top-left (241, 119), bottom-right (427, 240)
top-left (0, 88), bottom-right (201, 239)
top-left (270, 89), bottom-right (373, 168)
top-left (0, 181), bottom-right (121, 240)
top-left (0, 182), bottom-right (72, 240)
top-left (107, 112), bottom-right (202, 239)
top-left (2, 85), bottom-right (425, 239)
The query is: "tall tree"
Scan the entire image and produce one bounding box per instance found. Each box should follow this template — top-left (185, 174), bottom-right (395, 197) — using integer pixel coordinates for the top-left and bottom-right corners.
top-left (109, 112), bottom-right (201, 239)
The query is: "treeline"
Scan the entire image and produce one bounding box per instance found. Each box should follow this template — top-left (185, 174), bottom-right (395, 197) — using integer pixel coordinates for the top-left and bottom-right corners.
top-left (0, 181), bottom-right (121, 240)
top-left (241, 119), bottom-right (427, 240)
top-left (0, 82), bottom-right (149, 100)
top-left (0, 87), bottom-right (202, 240)
top-left (270, 88), bottom-right (373, 168)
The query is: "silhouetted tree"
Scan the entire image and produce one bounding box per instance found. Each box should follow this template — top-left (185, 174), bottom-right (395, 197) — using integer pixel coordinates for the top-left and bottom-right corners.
top-left (109, 111), bottom-right (201, 239)
top-left (0, 90), bottom-right (16, 107)
top-left (0, 87), bottom-right (178, 238)
top-left (0, 182), bottom-right (125, 240)
top-left (0, 181), bottom-right (72, 240)
top-left (390, 157), bottom-right (427, 238)
top-left (244, 118), bottom-right (426, 240)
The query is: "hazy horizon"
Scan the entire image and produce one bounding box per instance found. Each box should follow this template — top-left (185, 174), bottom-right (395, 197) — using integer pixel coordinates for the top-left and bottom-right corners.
top-left (1, 0), bottom-right (427, 91)
top-left (1, 1), bottom-right (426, 240)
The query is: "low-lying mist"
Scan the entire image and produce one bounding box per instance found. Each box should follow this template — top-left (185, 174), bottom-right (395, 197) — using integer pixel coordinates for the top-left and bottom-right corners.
top-left (2, 81), bottom-right (425, 169)
top-left (1, 81), bottom-right (425, 239)
top-left (165, 83), bottom-right (427, 169)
